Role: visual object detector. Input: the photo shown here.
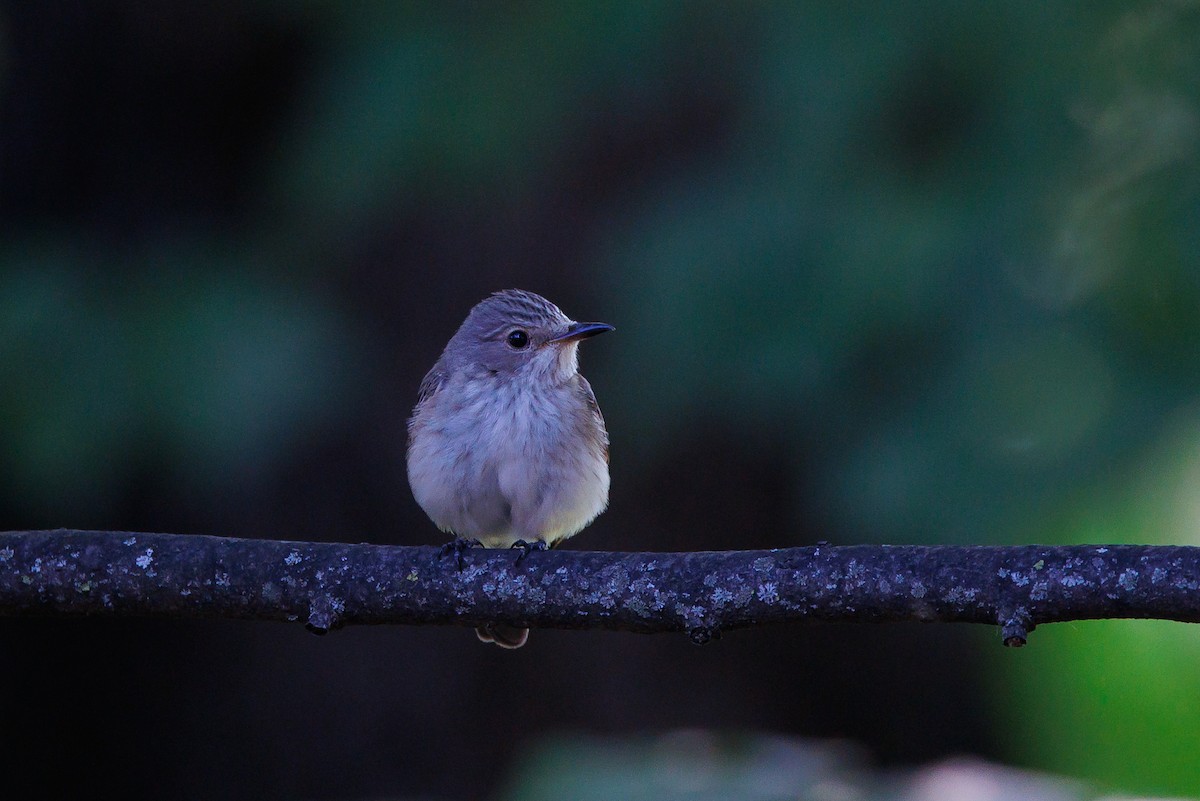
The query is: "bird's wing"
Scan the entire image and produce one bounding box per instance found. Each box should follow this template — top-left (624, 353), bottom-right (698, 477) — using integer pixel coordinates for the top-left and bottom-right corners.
top-left (415, 366), bottom-right (446, 409)
top-left (407, 366), bottom-right (446, 443)
top-left (577, 374), bottom-right (609, 464)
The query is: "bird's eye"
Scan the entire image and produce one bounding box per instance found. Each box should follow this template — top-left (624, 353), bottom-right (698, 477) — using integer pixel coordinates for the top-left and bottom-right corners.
top-left (506, 329), bottom-right (530, 349)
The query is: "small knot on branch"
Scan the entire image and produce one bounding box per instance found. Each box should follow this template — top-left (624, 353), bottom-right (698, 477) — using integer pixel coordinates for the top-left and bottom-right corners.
top-left (305, 595), bottom-right (343, 635)
top-left (999, 608), bottom-right (1033, 648)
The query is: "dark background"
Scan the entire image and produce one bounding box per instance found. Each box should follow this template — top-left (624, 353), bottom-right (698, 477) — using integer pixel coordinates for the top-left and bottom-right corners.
top-left (2, 2), bottom-right (1199, 799)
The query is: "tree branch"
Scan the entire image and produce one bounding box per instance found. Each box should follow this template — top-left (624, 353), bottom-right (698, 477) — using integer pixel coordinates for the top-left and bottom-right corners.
top-left (2, 530), bottom-right (1199, 645)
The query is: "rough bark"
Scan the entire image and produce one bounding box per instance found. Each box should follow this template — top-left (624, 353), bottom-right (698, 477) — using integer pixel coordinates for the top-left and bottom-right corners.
top-left (2, 529), bottom-right (1199, 645)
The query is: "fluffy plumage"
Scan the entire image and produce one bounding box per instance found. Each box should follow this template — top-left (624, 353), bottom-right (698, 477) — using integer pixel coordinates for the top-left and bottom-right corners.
top-left (407, 290), bottom-right (612, 648)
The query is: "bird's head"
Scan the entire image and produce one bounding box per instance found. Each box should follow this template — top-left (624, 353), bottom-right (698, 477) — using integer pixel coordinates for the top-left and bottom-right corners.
top-left (446, 289), bottom-right (613, 384)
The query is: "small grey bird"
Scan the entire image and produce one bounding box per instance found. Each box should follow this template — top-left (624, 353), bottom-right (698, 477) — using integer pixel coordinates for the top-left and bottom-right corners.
top-left (407, 289), bottom-right (613, 648)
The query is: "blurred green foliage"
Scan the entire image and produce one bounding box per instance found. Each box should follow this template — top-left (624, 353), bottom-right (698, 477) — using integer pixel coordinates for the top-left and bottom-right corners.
top-left (0, 239), bottom-right (358, 517)
top-left (501, 731), bottom-right (865, 801)
top-left (2, 1), bottom-right (1199, 798)
top-left (996, 416), bottom-right (1200, 795)
top-left (503, 730), bottom-right (1095, 801)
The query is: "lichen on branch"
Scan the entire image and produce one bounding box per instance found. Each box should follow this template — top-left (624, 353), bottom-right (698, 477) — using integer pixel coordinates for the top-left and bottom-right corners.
top-left (2, 530), bottom-right (1199, 646)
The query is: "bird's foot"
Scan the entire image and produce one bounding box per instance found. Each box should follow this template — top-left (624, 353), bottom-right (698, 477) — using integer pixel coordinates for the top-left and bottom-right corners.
top-left (439, 537), bottom-right (483, 570)
top-left (476, 623), bottom-right (530, 649)
top-left (511, 539), bottom-right (548, 564)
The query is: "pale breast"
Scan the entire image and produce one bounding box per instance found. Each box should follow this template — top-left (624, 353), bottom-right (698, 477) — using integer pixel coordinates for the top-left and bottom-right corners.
top-left (408, 373), bottom-right (608, 547)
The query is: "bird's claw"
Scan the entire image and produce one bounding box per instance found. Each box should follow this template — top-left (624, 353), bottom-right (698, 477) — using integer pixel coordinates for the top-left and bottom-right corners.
top-left (439, 537), bottom-right (482, 570)
top-left (511, 539), bottom-right (548, 564)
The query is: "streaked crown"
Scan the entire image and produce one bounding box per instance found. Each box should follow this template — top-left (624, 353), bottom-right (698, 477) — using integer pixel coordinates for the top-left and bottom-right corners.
top-left (469, 289), bottom-right (570, 330)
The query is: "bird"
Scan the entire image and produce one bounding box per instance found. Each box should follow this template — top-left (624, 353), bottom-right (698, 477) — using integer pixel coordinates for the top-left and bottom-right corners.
top-left (407, 289), bottom-right (613, 648)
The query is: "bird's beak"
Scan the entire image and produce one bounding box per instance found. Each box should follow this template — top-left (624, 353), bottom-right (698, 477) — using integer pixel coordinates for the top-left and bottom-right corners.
top-left (549, 322), bottom-right (615, 344)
